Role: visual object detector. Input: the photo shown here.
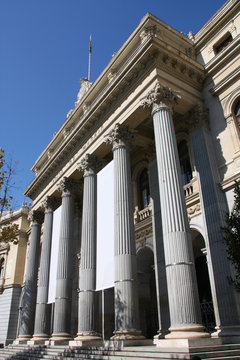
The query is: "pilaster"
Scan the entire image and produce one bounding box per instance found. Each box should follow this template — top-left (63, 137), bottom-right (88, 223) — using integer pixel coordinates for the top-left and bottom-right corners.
top-left (189, 104), bottom-right (240, 343)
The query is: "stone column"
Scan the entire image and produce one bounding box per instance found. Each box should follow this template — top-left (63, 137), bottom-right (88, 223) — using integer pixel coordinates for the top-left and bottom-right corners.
top-left (190, 105), bottom-right (240, 342)
top-left (105, 124), bottom-right (143, 341)
top-left (71, 201), bottom-right (82, 336)
top-left (74, 154), bottom-right (101, 342)
top-left (51, 177), bottom-right (75, 342)
top-left (141, 82), bottom-right (209, 340)
top-left (149, 160), bottom-right (170, 338)
top-left (32, 196), bottom-right (58, 342)
top-left (17, 210), bottom-right (43, 342)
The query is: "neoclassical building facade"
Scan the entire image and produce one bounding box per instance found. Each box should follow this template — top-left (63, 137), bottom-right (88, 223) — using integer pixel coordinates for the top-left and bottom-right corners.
top-left (11, 0), bottom-right (240, 351)
top-left (0, 203), bottom-right (30, 345)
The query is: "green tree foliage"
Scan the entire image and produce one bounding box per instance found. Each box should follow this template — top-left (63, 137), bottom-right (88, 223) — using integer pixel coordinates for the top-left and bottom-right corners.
top-left (0, 148), bottom-right (19, 243)
top-left (222, 181), bottom-right (240, 292)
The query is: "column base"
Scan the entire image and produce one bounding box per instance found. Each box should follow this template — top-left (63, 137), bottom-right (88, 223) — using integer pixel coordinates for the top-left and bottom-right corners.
top-left (14, 335), bottom-right (32, 344)
top-left (106, 339), bottom-right (153, 348)
top-left (154, 330), bottom-right (169, 340)
top-left (28, 334), bottom-right (50, 345)
top-left (70, 331), bottom-right (103, 346)
top-left (49, 333), bottom-right (72, 345)
top-left (69, 339), bottom-right (103, 347)
top-left (164, 325), bottom-right (210, 340)
top-left (111, 330), bottom-right (145, 341)
top-left (212, 325), bottom-right (240, 344)
top-left (154, 337), bottom-right (222, 350)
top-left (110, 330), bottom-right (151, 347)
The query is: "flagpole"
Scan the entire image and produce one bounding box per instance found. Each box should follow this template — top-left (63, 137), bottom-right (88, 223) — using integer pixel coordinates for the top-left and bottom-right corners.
top-left (88, 35), bottom-right (91, 81)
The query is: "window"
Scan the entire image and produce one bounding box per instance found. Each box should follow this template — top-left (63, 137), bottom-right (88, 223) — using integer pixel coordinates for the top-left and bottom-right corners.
top-left (234, 100), bottom-right (240, 128)
top-left (214, 32), bottom-right (233, 54)
top-left (139, 168), bottom-right (150, 209)
top-left (0, 258), bottom-right (5, 278)
top-left (178, 140), bottom-right (192, 186)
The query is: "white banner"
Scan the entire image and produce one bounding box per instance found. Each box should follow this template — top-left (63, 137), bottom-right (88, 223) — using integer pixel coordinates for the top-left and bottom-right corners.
top-left (96, 161), bottom-right (114, 290)
top-left (48, 205), bottom-right (61, 303)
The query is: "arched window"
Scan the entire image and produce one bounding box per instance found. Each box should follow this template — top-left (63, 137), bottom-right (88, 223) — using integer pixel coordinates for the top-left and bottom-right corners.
top-left (234, 100), bottom-right (240, 128)
top-left (0, 258), bottom-right (5, 278)
top-left (139, 168), bottom-right (150, 209)
top-left (178, 140), bottom-right (192, 186)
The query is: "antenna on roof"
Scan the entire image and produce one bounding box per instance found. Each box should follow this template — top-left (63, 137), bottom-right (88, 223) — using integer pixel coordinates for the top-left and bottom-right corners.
top-left (88, 35), bottom-right (92, 81)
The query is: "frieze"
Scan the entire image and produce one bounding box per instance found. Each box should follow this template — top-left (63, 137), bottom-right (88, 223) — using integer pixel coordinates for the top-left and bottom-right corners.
top-left (187, 203), bottom-right (201, 218)
top-left (26, 25), bottom-right (204, 201)
top-left (135, 225), bottom-right (153, 243)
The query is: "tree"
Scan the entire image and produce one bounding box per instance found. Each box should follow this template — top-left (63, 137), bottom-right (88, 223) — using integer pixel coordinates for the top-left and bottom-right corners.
top-left (222, 181), bottom-right (240, 292)
top-left (0, 148), bottom-right (19, 243)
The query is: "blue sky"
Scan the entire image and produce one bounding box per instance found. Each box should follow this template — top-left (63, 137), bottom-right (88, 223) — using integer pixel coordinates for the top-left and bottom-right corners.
top-left (0, 0), bottom-right (225, 208)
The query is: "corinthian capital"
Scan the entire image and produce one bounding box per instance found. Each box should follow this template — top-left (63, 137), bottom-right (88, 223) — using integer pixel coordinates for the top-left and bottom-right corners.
top-left (141, 81), bottom-right (180, 113)
top-left (29, 210), bottom-right (44, 225)
top-left (42, 196), bottom-right (60, 212)
top-left (104, 123), bottom-right (136, 148)
top-left (58, 177), bottom-right (76, 196)
top-left (78, 153), bottom-right (100, 176)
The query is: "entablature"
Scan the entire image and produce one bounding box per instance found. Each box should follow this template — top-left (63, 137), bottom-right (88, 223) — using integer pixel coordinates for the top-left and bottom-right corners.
top-left (25, 13), bottom-right (205, 204)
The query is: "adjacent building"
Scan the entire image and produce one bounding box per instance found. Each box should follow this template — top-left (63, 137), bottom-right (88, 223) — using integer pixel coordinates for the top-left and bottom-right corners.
top-left (0, 203), bottom-right (30, 345)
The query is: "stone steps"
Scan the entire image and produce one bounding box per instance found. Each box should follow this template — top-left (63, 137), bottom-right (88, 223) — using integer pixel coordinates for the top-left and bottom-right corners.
top-left (1, 344), bottom-right (240, 360)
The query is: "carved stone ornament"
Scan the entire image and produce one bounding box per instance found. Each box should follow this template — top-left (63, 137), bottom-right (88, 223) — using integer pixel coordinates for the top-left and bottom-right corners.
top-left (140, 25), bottom-right (158, 43)
top-left (78, 153), bottom-right (100, 175)
top-left (188, 31), bottom-right (195, 41)
top-left (104, 123), bottom-right (136, 147)
top-left (141, 81), bottom-right (181, 113)
top-left (143, 143), bottom-right (156, 162)
top-left (42, 196), bottom-right (60, 212)
top-left (188, 104), bottom-right (209, 130)
top-left (107, 70), bottom-right (117, 83)
top-left (29, 210), bottom-right (44, 225)
top-left (75, 78), bottom-right (92, 106)
top-left (58, 176), bottom-right (76, 195)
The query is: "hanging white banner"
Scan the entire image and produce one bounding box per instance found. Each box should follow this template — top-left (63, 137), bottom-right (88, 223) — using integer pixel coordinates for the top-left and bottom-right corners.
top-left (48, 205), bottom-right (61, 303)
top-left (96, 160), bottom-right (114, 290)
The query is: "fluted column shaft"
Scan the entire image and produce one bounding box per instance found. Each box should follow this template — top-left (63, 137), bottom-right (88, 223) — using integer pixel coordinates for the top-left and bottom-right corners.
top-left (76, 154), bottom-right (101, 339)
top-left (142, 82), bottom-right (208, 339)
top-left (18, 211), bottom-right (43, 340)
top-left (51, 178), bottom-right (74, 341)
top-left (105, 124), bottom-right (142, 340)
top-left (33, 197), bottom-right (57, 340)
top-left (191, 118), bottom-right (240, 337)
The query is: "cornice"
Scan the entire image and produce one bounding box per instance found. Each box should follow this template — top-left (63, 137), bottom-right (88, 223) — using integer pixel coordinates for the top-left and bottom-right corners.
top-left (205, 34), bottom-right (240, 76)
top-left (194, 0), bottom-right (239, 46)
top-left (210, 63), bottom-right (240, 95)
top-left (0, 205), bottom-right (30, 224)
top-left (221, 172), bottom-right (240, 191)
